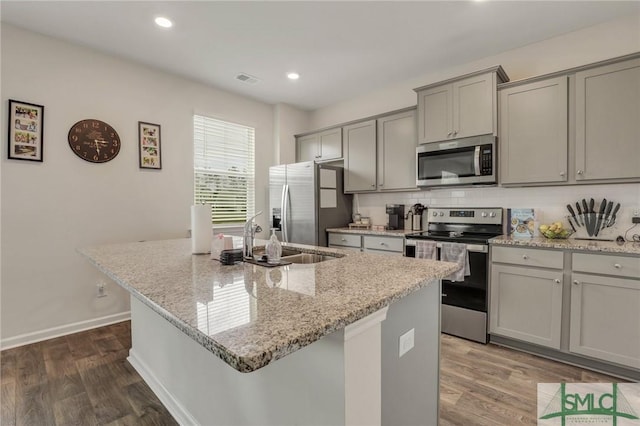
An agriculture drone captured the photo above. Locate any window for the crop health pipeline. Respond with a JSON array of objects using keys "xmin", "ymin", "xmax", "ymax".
[{"xmin": 194, "ymin": 115, "xmax": 255, "ymax": 226}]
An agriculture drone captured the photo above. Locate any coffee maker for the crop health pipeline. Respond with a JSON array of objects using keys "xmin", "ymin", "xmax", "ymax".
[{"xmin": 386, "ymin": 204, "xmax": 405, "ymax": 230}]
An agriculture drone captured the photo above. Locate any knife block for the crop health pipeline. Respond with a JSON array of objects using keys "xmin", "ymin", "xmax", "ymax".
[{"xmin": 568, "ymin": 213, "xmax": 615, "ymax": 239}]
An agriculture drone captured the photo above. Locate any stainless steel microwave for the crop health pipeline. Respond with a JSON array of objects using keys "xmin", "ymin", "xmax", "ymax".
[{"xmin": 416, "ymin": 135, "xmax": 496, "ymax": 188}]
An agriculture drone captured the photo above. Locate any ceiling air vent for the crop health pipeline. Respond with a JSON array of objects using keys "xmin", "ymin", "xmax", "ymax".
[{"xmin": 235, "ymin": 73, "xmax": 260, "ymax": 85}]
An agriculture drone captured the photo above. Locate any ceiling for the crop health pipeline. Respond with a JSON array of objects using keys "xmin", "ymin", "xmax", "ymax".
[{"xmin": 2, "ymin": 1, "xmax": 638, "ymax": 110}]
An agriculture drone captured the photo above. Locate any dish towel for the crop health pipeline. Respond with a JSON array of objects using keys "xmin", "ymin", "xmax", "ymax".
[
  {"xmin": 441, "ymin": 242, "xmax": 470, "ymax": 282},
  {"xmin": 415, "ymin": 240, "xmax": 437, "ymax": 260}
]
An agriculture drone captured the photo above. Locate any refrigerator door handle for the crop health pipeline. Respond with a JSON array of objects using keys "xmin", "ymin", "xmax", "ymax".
[{"xmin": 281, "ymin": 184, "xmax": 290, "ymax": 242}]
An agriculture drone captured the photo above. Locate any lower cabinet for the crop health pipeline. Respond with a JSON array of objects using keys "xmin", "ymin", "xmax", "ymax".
[
  {"xmin": 327, "ymin": 232, "xmax": 404, "ymax": 255},
  {"xmin": 490, "ymin": 264, "xmax": 563, "ymax": 349},
  {"xmin": 569, "ymin": 253, "xmax": 640, "ymax": 370},
  {"xmin": 490, "ymin": 245, "xmax": 640, "ymax": 374}
]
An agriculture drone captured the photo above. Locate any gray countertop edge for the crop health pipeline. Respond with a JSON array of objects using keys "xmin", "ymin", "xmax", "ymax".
[
  {"xmin": 78, "ymin": 247, "xmax": 458, "ymax": 373},
  {"xmin": 489, "ymin": 236, "xmax": 640, "ymax": 255}
]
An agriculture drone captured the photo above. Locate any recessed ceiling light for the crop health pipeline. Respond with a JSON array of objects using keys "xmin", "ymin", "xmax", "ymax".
[
  {"xmin": 287, "ymin": 72, "xmax": 300, "ymax": 80},
  {"xmin": 155, "ymin": 17, "xmax": 173, "ymax": 28}
]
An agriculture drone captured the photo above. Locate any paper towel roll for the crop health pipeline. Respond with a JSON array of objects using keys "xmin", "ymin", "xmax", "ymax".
[{"xmin": 191, "ymin": 204, "xmax": 211, "ymax": 254}]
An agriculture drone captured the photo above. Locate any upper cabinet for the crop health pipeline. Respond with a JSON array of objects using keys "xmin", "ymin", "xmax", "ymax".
[
  {"xmin": 343, "ymin": 109, "xmax": 418, "ymax": 193},
  {"xmin": 296, "ymin": 127, "xmax": 342, "ymax": 163},
  {"xmin": 415, "ymin": 66, "xmax": 509, "ymax": 144},
  {"xmin": 498, "ymin": 54, "xmax": 640, "ymax": 187},
  {"xmin": 376, "ymin": 109, "xmax": 418, "ymax": 191},
  {"xmin": 575, "ymin": 57, "xmax": 640, "ymax": 181},
  {"xmin": 343, "ymin": 120, "xmax": 377, "ymax": 192},
  {"xmin": 499, "ymin": 76, "xmax": 568, "ymax": 185}
]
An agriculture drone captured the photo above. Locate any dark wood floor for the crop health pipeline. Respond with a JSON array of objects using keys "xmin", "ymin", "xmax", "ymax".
[{"xmin": 1, "ymin": 322, "xmax": 623, "ymax": 426}]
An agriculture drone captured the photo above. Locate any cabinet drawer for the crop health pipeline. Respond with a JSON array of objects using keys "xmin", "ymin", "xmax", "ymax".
[
  {"xmin": 492, "ymin": 246, "xmax": 563, "ymax": 269},
  {"xmin": 363, "ymin": 236, "xmax": 404, "ymax": 253},
  {"xmin": 572, "ymin": 253, "xmax": 640, "ymax": 279},
  {"xmin": 328, "ymin": 233, "xmax": 361, "ymax": 248}
]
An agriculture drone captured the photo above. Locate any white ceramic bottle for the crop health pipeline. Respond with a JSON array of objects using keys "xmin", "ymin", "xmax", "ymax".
[{"xmin": 266, "ymin": 228, "xmax": 282, "ymax": 264}]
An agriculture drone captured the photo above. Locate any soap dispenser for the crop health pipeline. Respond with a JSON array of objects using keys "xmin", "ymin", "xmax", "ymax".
[{"xmin": 266, "ymin": 228, "xmax": 282, "ymax": 264}]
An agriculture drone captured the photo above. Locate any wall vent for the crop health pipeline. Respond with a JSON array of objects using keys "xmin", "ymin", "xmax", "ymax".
[{"xmin": 235, "ymin": 73, "xmax": 260, "ymax": 85}]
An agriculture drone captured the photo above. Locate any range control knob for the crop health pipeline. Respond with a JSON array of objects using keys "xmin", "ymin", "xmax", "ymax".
[
  {"xmin": 489, "ymin": 212, "xmax": 496, "ymax": 218},
  {"xmin": 481, "ymin": 212, "xmax": 488, "ymax": 218},
  {"xmin": 439, "ymin": 212, "xmax": 445, "ymax": 217},
  {"xmin": 432, "ymin": 211, "xmax": 438, "ymax": 217}
]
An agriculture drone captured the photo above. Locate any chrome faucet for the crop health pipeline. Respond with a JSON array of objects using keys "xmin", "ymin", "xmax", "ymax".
[{"xmin": 243, "ymin": 211, "xmax": 263, "ymax": 259}]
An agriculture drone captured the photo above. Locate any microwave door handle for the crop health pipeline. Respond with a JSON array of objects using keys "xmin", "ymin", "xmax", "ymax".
[{"xmin": 474, "ymin": 146, "xmax": 481, "ymax": 176}]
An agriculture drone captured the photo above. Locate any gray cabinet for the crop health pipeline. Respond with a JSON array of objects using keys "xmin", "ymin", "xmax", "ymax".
[
  {"xmin": 327, "ymin": 232, "xmax": 404, "ymax": 255},
  {"xmin": 343, "ymin": 120, "xmax": 377, "ymax": 192},
  {"xmin": 575, "ymin": 58, "xmax": 640, "ymax": 181},
  {"xmin": 569, "ymin": 253, "xmax": 640, "ymax": 369},
  {"xmin": 490, "ymin": 247, "xmax": 563, "ymax": 349},
  {"xmin": 415, "ymin": 67, "xmax": 507, "ymax": 144},
  {"xmin": 376, "ymin": 110, "xmax": 417, "ymax": 191},
  {"xmin": 296, "ymin": 128, "xmax": 342, "ymax": 163},
  {"xmin": 499, "ymin": 76, "xmax": 568, "ymax": 184}
]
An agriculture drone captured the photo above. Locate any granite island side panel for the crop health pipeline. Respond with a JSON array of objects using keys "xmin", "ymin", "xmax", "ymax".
[{"xmin": 79, "ymin": 238, "xmax": 458, "ymax": 372}]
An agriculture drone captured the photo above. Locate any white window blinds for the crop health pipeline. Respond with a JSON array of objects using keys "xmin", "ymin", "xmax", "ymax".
[{"xmin": 194, "ymin": 115, "xmax": 255, "ymax": 226}]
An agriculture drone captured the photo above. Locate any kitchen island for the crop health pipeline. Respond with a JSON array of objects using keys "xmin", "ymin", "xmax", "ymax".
[{"xmin": 80, "ymin": 238, "xmax": 459, "ymax": 426}]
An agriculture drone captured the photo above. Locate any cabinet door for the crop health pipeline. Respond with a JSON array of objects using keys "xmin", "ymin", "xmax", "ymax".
[
  {"xmin": 453, "ymin": 73, "xmax": 495, "ymax": 139},
  {"xmin": 417, "ymin": 85, "xmax": 452, "ymax": 144},
  {"xmin": 344, "ymin": 120, "xmax": 377, "ymax": 192},
  {"xmin": 377, "ymin": 110, "xmax": 417, "ymax": 191},
  {"xmin": 296, "ymin": 134, "xmax": 319, "ymax": 163},
  {"xmin": 570, "ymin": 273, "xmax": 640, "ymax": 369},
  {"xmin": 575, "ymin": 58, "xmax": 640, "ymax": 181},
  {"xmin": 490, "ymin": 264, "xmax": 563, "ymax": 349},
  {"xmin": 499, "ymin": 77, "xmax": 568, "ymax": 184},
  {"xmin": 318, "ymin": 128, "xmax": 342, "ymax": 161}
]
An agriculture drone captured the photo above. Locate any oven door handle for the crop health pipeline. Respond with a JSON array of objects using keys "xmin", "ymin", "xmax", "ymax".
[{"xmin": 405, "ymin": 239, "xmax": 488, "ymax": 254}]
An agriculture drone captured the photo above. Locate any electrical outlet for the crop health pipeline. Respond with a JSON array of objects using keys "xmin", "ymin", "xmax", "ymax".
[
  {"xmin": 632, "ymin": 208, "xmax": 640, "ymax": 218},
  {"xmin": 97, "ymin": 281, "xmax": 107, "ymax": 298},
  {"xmin": 399, "ymin": 328, "xmax": 415, "ymax": 358}
]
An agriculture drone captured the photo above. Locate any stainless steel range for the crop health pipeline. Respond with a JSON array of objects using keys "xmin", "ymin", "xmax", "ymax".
[{"xmin": 405, "ymin": 207, "xmax": 503, "ymax": 343}]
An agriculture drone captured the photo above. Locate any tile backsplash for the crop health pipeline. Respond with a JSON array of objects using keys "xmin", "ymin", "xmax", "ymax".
[{"xmin": 353, "ymin": 183, "xmax": 640, "ymax": 240}]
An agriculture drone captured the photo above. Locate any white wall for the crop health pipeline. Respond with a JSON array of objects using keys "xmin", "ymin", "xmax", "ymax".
[
  {"xmin": 0, "ymin": 24, "xmax": 277, "ymax": 346},
  {"xmin": 309, "ymin": 14, "xmax": 640, "ymax": 129},
  {"xmin": 307, "ymin": 14, "xmax": 640, "ymax": 235},
  {"xmin": 273, "ymin": 103, "xmax": 310, "ymax": 165}
]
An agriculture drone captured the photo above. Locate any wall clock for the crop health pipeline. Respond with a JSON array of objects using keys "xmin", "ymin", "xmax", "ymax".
[{"xmin": 68, "ymin": 119, "xmax": 120, "ymax": 163}]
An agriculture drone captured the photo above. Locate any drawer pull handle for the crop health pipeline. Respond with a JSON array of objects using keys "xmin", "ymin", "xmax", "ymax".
[
  {"xmin": 380, "ymin": 242, "xmax": 386, "ymax": 246},
  {"xmin": 522, "ymin": 255, "xmax": 529, "ymax": 260},
  {"xmin": 554, "ymin": 279, "xmax": 561, "ymax": 284},
  {"xmin": 573, "ymin": 280, "xmax": 580, "ymax": 285},
  {"xmin": 341, "ymin": 238, "xmax": 346, "ymax": 241},
  {"xmin": 614, "ymin": 263, "xmax": 622, "ymax": 269}
]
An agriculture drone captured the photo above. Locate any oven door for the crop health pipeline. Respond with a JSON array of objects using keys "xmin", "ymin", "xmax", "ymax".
[{"xmin": 404, "ymin": 240, "xmax": 488, "ymax": 312}]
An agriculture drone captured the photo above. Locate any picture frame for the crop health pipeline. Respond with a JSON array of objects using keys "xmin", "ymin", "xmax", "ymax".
[
  {"xmin": 8, "ymin": 99, "xmax": 44, "ymax": 162},
  {"xmin": 138, "ymin": 121, "xmax": 161, "ymax": 169}
]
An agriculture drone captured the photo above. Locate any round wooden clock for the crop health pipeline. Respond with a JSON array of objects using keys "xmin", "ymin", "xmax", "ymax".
[{"xmin": 68, "ymin": 119, "xmax": 121, "ymax": 163}]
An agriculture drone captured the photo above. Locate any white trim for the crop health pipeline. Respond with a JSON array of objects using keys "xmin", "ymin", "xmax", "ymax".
[
  {"xmin": 343, "ymin": 307, "xmax": 388, "ymax": 341},
  {"xmin": 127, "ymin": 349, "xmax": 199, "ymax": 426},
  {"xmin": 0, "ymin": 311, "xmax": 131, "ymax": 350}
]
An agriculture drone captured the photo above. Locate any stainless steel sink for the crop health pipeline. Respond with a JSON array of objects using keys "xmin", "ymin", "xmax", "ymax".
[
  {"xmin": 282, "ymin": 253, "xmax": 336, "ymax": 264},
  {"xmin": 252, "ymin": 247, "xmax": 338, "ymax": 264}
]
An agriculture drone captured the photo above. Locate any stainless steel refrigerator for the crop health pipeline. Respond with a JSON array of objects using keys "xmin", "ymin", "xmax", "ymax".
[{"xmin": 269, "ymin": 161, "xmax": 352, "ymax": 247}]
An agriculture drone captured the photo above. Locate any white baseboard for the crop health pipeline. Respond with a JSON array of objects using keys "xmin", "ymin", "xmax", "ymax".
[
  {"xmin": 127, "ymin": 349, "xmax": 199, "ymax": 426},
  {"xmin": 0, "ymin": 311, "xmax": 131, "ymax": 350}
]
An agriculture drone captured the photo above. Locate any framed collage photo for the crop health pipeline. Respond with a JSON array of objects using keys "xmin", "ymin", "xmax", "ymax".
[
  {"xmin": 8, "ymin": 99, "xmax": 44, "ymax": 162},
  {"xmin": 138, "ymin": 121, "xmax": 161, "ymax": 169}
]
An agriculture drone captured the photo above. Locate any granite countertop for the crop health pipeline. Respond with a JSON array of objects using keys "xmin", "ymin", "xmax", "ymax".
[
  {"xmin": 79, "ymin": 239, "xmax": 458, "ymax": 373},
  {"xmin": 326, "ymin": 227, "xmax": 417, "ymax": 237},
  {"xmin": 490, "ymin": 235, "xmax": 640, "ymax": 255}
]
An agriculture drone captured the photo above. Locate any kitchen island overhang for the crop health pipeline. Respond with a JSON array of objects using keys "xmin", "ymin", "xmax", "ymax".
[{"xmin": 80, "ymin": 238, "xmax": 459, "ymax": 426}]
